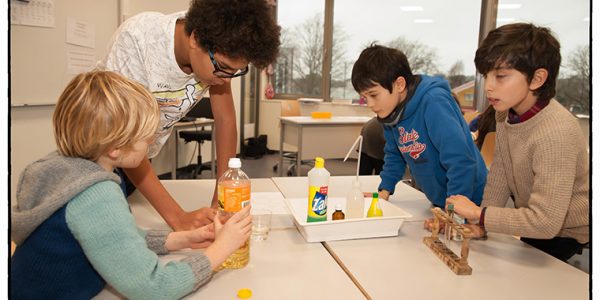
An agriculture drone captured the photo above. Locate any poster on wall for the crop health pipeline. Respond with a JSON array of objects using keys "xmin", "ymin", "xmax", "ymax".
[{"xmin": 10, "ymin": 0, "xmax": 55, "ymax": 28}]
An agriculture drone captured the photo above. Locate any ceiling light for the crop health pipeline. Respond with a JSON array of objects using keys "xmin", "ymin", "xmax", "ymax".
[
  {"xmin": 414, "ymin": 19, "xmax": 433, "ymax": 23},
  {"xmin": 499, "ymin": 3, "xmax": 521, "ymax": 10},
  {"xmin": 400, "ymin": 6, "xmax": 424, "ymax": 11}
]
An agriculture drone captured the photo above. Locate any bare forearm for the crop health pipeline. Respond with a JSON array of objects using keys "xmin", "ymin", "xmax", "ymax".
[
  {"xmin": 123, "ymin": 158, "xmax": 184, "ymax": 229},
  {"xmin": 209, "ymin": 85, "xmax": 238, "ymax": 208}
]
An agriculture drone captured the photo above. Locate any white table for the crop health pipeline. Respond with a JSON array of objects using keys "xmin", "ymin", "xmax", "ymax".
[
  {"xmin": 273, "ymin": 176, "xmax": 589, "ymax": 299},
  {"xmin": 95, "ymin": 179, "xmax": 365, "ymax": 300},
  {"xmin": 95, "ymin": 178, "xmax": 589, "ymax": 300},
  {"xmin": 327, "ymin": 222, "xmax": 589, "ymax": 300},
  {"xmin": 278, "ymin": 116, "xmax": 371, "ymax": 176},
  {"xmin": 170, "ymin": 118, "xmax": 215, "ymax": 179}
]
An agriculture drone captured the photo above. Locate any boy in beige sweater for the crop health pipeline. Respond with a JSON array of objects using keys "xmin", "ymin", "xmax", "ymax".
[{"xmin": 446, "ymin": 23, "xmax": 589, "ymax": 261}]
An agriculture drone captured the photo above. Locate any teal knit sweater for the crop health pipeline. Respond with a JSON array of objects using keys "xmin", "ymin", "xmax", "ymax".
[{"xmin": 11, "ymin": 152, "xmax": 213, "ymax": 299}]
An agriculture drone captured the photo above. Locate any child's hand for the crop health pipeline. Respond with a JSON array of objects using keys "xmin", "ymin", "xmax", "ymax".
[
  {"xmin": 204, "ymin": 205, "xmax": 252, "ymax": 270},
  {"xmin": 423, "ymin": 217, "xmax": 446, "ymax": 233},
  {"xmin": 463, "ymin": 224, "xmax": 487, "ymax": 240},
  {"xmin": 213, "ymin": 205, "xmax": 252, "ymax": 250},
  {"xmin": 188, "ymin": 224, "xmax": 215, "ymax": 249},
  {"xmin": 362, "ymin": 190, "xmax": 390, "ymax": 200},
  {"xmin": 165, "ymin": 224, "xmax": 215, "ymax": 251},
  {"xmin": 446, "ymin": 195, "xmax": 482, "ymax": 223}
]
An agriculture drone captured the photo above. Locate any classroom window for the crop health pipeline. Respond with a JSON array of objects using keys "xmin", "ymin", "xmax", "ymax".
[
  {"xmin": 496, "ymin": 0, "xmax": 590, "ymax": 149},
  {"xmin": 331, "ymin": 0, "xmax": 481, "ymax": 104},
  {"xmin": 275, "ymin": 0, "xmax": 481, "ymax": 104},
  {"xmin": 496, "ymin": 0, "xmax": 590, "ymax": 118},
  {"xmin": 274, "ymin": 0, "xmax": 325, "ymax": 98}
]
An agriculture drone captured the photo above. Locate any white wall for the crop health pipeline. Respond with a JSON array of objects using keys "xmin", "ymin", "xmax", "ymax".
[
  {"xmin": 11, "ymin": 107, "xmax": 57, "ymax": 206},
  {"xmin": 10, "ymin": 1, "xmax": 243, "ymax": 204}
]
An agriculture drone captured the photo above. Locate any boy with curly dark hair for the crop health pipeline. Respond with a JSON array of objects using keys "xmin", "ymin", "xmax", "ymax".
[{"xmin": 100, "ymin": 0, "xmax": 280, "ymax": 231}]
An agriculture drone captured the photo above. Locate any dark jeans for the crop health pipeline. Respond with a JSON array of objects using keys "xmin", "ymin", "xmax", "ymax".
[
  {"xmin": 521, "ymin": 236, "xmax": 587, "ymax": 261},
  {"xmin": 359, "ymin": 153, "xmax": 384, "ymax": 175}
]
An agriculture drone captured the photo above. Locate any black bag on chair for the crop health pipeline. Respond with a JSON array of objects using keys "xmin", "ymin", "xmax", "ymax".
[{"xmin": 243, "ymin": 135, "xmax": 268, "ymax": 159}]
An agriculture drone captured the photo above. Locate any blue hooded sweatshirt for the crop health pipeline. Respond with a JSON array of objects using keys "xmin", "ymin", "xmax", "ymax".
[{"xmin": 378, "ymin": 75, "xmax": 487, "ymax": 207}]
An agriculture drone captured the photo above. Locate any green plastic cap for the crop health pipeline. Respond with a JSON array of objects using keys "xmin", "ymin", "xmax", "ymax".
[
  {"xmin": 447, "ymin": 204, "xmax": 454, "ymax": 211},
  {"xmin": 372, "ymin": 192, "xmax": 378, "ymax": 198}
]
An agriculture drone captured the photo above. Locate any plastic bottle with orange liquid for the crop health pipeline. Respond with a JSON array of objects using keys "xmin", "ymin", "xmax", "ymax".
[{"xmin": 217, "ymin": 158, "xmax": 251, "ymax": 269}]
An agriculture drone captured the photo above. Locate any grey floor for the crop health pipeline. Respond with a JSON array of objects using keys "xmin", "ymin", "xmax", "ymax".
[{"xmin": 172, "ymin": 152, "xmax": 590, "ymax": 274}]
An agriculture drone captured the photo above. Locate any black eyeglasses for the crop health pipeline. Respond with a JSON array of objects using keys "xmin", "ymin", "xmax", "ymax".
[{"xmin": 208, "ymin": 50, "xmax": 249, "ymax": 78}]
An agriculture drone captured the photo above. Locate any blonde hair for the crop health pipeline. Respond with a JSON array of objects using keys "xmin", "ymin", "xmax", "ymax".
[{"xmin": 53, "ymin": 71, "xmax": 160, "ymax": 161}]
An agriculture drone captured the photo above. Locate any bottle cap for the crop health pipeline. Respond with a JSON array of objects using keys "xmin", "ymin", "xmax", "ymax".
[
  {"xmin": 447, "ymin": 204, "xmax": 454, "ymax": 211},
  {"xmin": 335, "ymin": 204, "xmax": 342, "ymax": 210},
  {"xmin": 228, "ymin": 157, "xmax": 242, "ymax": 168},
  {"xmin": 372, "ymin": 192, "xmax": 378, "ymax": 198},
  {"xmin": 314, "ymin": 157, "xmax": 324, "ymax": 168},
  {"xmin": 237, "ymin": 288, "xmax": 252, "ymax": 299}
]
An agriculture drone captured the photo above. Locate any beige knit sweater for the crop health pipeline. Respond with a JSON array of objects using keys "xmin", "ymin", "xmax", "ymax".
[{"xmin": 482, "ymin": 100, "xmax": 589, "ymax": 244}]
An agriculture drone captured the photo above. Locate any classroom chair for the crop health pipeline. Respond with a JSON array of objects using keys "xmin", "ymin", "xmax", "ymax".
[{"xmin": 178, "ymin": 98, "xmax": 215, "ymax": 178}]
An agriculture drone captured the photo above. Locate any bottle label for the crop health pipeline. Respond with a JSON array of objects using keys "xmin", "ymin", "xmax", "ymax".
[
  {"xmin": 218, "ymin": 185, "xmax": 250, "ymax": 212},
  {"xmin": 307, "ymin": 185, "xmax": 328, "ymax": 222}
]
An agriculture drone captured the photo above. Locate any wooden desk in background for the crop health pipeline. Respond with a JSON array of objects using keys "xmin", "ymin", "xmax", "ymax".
[{"xmin": 278, "ymin": 116, "xmax": 371, "ymax": 176}]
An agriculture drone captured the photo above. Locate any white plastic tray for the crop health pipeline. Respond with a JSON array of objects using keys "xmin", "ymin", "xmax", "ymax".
[{"xmin": 284, "ymin": 197, "xmax": 412, "ymax": 243}]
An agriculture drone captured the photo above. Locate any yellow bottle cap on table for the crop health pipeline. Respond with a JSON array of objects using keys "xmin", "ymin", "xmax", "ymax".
[{"xmin": 237, "ymin": 288, "xmax": 252, "ymax": 299}]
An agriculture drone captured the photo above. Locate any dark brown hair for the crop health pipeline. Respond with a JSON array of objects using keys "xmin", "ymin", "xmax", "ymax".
[
  {"xmin": 185, "ymin": 0, "xmax": 281, "ymax": 69},
  {"xmin": 474, "ymin": 105, "xmax": 496, "ymax": 150},
  {"xmin": 352, "ymin": 44, "xmax": 415, "ymax": 94},
  {"xmin": 474, "ymin": 23, "xmax": 561, "ymax": 101}
]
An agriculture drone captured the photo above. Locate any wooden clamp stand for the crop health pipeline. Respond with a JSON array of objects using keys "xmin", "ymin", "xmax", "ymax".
[{"xmin": 423, "ymin": 207, "xmax": 473, "ymax": 275}]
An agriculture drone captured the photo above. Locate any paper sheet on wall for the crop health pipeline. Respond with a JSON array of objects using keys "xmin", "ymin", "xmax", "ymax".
[
  {"xmin": 251, "ymin": 192, "xmax": 290, "ymax": 214},
  {"xmin": 66, "ymin": 17, "xmax": 95, "ymax": 48},
  {"xmin": 10, "ymin": 0, "xmax": 55, "ymax": 28},
  {"xmin": 66, "ymin": 48, "xmax": 95, "ymax": 75}
]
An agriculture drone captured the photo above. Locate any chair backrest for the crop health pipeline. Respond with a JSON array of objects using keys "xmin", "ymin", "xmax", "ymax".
[
  {"xmin": 480, "ymin": 131, "xmax": 496, "ymax": 169},
  {"xmin": 185, "ymin": 97, "xmax": 213, "ymax": 119},
  {"xmin": 280, "ymin": 100, "xmax": 301, "ymax": 117}
]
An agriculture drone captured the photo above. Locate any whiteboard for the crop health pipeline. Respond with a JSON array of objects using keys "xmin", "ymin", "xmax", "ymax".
[{"xmin": 10, "ymin": 0, "xmax": 119, "ymax": 106}]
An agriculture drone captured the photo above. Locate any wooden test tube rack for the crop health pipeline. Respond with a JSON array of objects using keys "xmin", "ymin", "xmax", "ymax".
[{"xmin": 423, "ymin": 207, "xmax": 473, "ymax": 275}]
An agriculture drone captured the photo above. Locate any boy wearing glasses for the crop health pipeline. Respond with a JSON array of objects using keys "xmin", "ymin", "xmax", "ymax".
[{"xmin": 100, "ymin": 0, "xmax": 280, "ymax": 231}]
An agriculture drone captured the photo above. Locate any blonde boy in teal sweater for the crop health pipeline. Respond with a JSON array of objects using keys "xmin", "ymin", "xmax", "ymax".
[{"xmin": 11, "ymin": 71, "xmax": 252, "ymax": 298}]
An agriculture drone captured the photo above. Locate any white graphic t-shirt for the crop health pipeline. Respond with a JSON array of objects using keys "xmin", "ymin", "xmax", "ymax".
[{"xmin": 99, "ymin": 12, "xmax": 209, "ymax": 158}]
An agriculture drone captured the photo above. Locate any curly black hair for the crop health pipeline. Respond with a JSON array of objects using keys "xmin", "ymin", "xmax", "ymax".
[{"xmin": 185, "ymin": 0, "xmax": 281, "ymax": 69}]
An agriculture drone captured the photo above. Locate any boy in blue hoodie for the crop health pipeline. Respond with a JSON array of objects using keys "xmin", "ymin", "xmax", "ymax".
[{"xmin": 351, "ymin": 44, "xmax": 487, "ymax": 208}]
